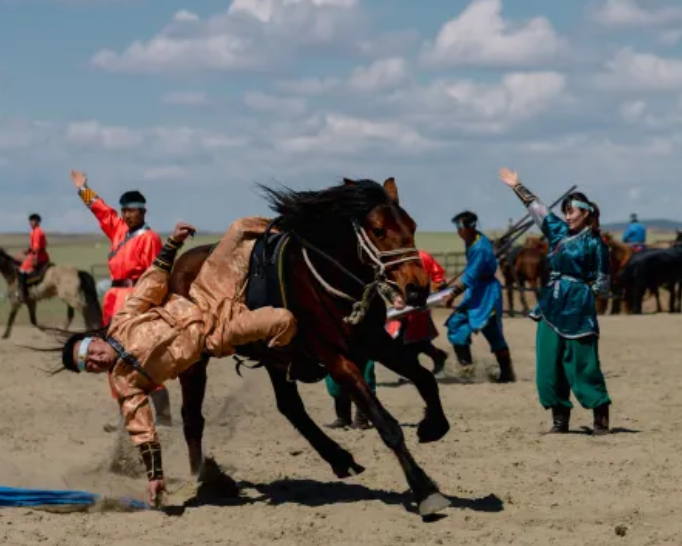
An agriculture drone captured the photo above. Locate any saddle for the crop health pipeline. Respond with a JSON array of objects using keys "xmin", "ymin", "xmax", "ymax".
[
  {"xmin": 25, "ymin": 262, "xmax": 53, "ymax": 286},
  {"xmin": 240, "ymin": 224, "xmax": 327, "ymax": 383}
]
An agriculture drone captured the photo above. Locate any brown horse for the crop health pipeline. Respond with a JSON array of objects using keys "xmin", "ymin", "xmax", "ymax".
[
  {"xmin": 0, "ymin": 248, "xmax": 102, "ymax": 338},
  {"xmin": 169, "ymin": 178, "xmax": 452, "ymax": 517},
  {"xmin": 499, "ymin": 235, "xmax": 548, "ymax": 316}
]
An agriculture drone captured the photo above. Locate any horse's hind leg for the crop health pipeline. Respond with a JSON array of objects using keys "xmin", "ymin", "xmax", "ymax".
[
  {"xmin": 27, "ymin": 300, "xmax": 39, "ymax": 328},
  {"xmin": 1, "ymin": 304, "xmax": 20, "ymax": 339},
  {"xmin": 328, "ymin": 356, "xmax": 449, "ymax": 517},
  {"xmin": 265, "ymin": 363, "xmax": 365, "ymax": 478},
  {"xmin": 179, "ymin": 357, "xmax": 209, "ymax": 475}
]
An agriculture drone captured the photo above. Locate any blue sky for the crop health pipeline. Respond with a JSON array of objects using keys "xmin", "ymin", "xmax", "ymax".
[{"xmin": 2, "ymin": 0, "xmax": 682, "ymax": 233}]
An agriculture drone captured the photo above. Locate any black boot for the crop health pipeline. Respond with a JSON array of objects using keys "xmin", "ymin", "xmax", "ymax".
[
  {"xmin": 17, "ymin": 272, "xmax": 29, "ymax": 303},
  {"xmin": 494, "ymin": 349, "xmax": 516, "ymax": 383},
  {"xmin": 593, "ymin": 404, "xmax": 610, "ymax": 436},
  {"xmin": 351, "ymin": 405, "xmax": 372, "ymax": 430},
  {"xmin": 549, "ymin": 406, "xmax": 570, "ymax": 433},
  {"xmin": 326, "ymin": 396, "xmax": 352, "ymax": 429},
  {"xmin": 453, "ymin": 344, "xmax": 473, "ymax": 366}
]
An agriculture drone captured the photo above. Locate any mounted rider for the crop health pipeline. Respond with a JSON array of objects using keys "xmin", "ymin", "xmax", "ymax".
[
  {"xmin": 622, "ymin": 213, "xmax": 647, "ymax": 252},
  {"xmin": 17, "ymin": 214, "xmax": 50, "ymax": 303},
  {"xmin": 71, "ymin": 170, "xmax": 172, "ymax": 426}
]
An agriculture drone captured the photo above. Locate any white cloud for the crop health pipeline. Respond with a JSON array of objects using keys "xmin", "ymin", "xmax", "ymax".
[
  {"xmin": 660, "ymin": 29, "xmax": 682, "ymax": 46},
  {"xmin": 594, "ymin": 48, "xmax": 682, "ymax": 91},
  {"xmin": 420, "ymin": 0, "xmax": 563, "ymax": 68},
  {"xmin": 66, "ymin": 120, "xmax": 143, "ymax": 149},
  {"xmin": 91, "ymin": 0, "xmax": 365, "ymax": 74},
  {"xmin": 243, "ymin": 91, "xmax": 307, "ymax": 116},
  {"xmin": 276, "ymin": 113, "xmax": 442, "ymax": 155},
  {"xmin": 275, "ymin": 77, "xmax": 340, "ymax": 95},
  {"xmin": 142, "ymin": 165, "xmax": 188, "ymax": 182},
  {"xmin": 592, "ymin": 0, "xmax": 682, "ymax": 27},
  {"xmin": 348, "ymin": 57, "xmax": 408, "ymax": 93},
  {"xmin": 161, "ymin": 91, "xmax": 211, "ymax": 106}
]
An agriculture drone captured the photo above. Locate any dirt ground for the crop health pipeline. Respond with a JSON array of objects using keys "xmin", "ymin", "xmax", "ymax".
[{"xmin": 1, "ymin": 309, "xmax": 681, "ymax": 546}]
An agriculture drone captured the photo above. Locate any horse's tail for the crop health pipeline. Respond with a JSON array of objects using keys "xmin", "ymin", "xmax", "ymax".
[{"xmin": 77, "ymin": 270, "xmax": 103, "ymax": 329}]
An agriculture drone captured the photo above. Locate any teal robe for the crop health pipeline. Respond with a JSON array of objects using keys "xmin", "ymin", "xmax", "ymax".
[{"xmin": 527, "ymin": 204, "xmax": 610, "ymax": 338}]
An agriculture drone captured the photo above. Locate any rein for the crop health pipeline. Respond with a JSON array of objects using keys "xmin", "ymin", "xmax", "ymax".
[{"xmin": 294, "ymin": 221, "xmax": 421, "ymax": 325}]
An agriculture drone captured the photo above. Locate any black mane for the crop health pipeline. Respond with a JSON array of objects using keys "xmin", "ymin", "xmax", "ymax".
[{"xmin": 259, "ymin": 179, "xmax": 393, "ymax": 240}]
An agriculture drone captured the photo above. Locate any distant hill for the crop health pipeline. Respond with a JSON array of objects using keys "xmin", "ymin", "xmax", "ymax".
[{"xmin": 601, "ymin": 219, "xmax": 682, "ymax": 232}]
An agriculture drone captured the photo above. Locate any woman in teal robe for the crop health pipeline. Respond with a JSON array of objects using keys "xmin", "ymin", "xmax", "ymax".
[
  {"xmin": 325, "ymin": 361, "xmax": 376, "ymax": 430},
  {"xmin": 499, "ymin": 168, "xmax": 612, "ymax": 435}
]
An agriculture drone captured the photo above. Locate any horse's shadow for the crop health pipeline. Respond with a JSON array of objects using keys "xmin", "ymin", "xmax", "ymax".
[{"xmin": 163, "ymin": 478, "xmax": 504, "ymax": 519}]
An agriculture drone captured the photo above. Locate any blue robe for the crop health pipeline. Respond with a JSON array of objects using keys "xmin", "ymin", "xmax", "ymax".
[
  {"xmin": 622, "ymin": 222, "xmax": 646, "ymax": 244},
  {"xmin": 448, "ymin": 233, "xmax": 503, "ymax": 331},
  {"xmin": 527, "ymin": 206, "xmax": 610, "ymax": 338}
]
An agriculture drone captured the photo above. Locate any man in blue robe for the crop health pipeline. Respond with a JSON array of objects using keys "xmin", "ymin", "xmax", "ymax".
[
  {"xmin": 622, "ymin": 213, "xmax": 646, "ymax": 250},
  {"xmin": 444, "ymin": 211, "xmax": 515, "ymax": 383}
]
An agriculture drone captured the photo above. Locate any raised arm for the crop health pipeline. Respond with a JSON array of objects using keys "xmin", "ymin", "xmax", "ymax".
[
  {"xmin": 71, "ymin": 170, "xmax": 125, "ymax": 240},
  {"xmin": 498, "ymin": 168, "xmax": 568, "ymax": 248}
]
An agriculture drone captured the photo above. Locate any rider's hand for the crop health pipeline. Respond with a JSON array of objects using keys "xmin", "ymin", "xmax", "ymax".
[
  {"xmin": 171, "ymin": 222, "xmax": 196, "ymax": 243},
  {"xmin": 147, "ymin": 479, "xmax": 166, "ymax": 507},
  {"xmin": 498, "ymin": 168, "xmax": 519, "ymax": 188},
  {"xmin": 71, "ymin": 170, "xmax": 87, "ymax": 189}
]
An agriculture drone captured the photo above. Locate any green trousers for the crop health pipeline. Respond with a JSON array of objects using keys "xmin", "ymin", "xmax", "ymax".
[
  {"xmin": 536, "ymin": 320, "xmax": 611, "ymax": 410},
  {"xmin": 325, "ymin": 360, "xmax": 376, "ymax": 398}
]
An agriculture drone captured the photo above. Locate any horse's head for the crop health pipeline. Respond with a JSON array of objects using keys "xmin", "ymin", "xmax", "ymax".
[
  {"xmin": 261, "ymin": 177, "xmax": 429, "ymax": 310},
  {"xmin": 347, "ymin": 177, "xmax": 429, "ymax": 308}
]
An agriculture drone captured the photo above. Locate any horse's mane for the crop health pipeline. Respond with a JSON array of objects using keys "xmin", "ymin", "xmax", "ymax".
[
  {"xmin": 0, "ymin": 248, "xmax": 20, "ymax": 266},
  {"xmin": 258, "ymin": 179, "xmax": 393, "ymax": 241}
]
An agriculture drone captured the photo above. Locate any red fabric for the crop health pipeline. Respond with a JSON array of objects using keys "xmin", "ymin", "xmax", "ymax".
[
  {"xmin": 386, "ymin": 250, "xmax": 446, "ymax": 342},
  {"xmin": 88, "ymin": 197, "xmax": 164, "ymax": 397},
  {"xmin": 19, "ymin": 227, "xmax": 50, "ymax": 273}
]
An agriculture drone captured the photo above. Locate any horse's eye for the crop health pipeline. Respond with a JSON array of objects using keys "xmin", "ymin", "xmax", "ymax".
[{"xmin": 372, "ymin": 227, "xmax": 386, "ymax": 238}]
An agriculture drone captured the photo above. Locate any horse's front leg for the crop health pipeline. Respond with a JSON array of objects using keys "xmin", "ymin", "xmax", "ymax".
[
  {"xmin": 1, "ymin": 303, "xmax": 20, "ymax": 339},
  {"xmin": 265, "ymin": 363, "xmax": 364, "ymax": 479},
  {"xmin": 179, "ymin": 357, "xmax": 209, "ymax": 475},
  {"xmin": 327, "ymin": 356, "xmax": 450, "ymax": 517},
  {"xmin": 365, "ymin": 330, "xmax": 449, "ymax": 444}
]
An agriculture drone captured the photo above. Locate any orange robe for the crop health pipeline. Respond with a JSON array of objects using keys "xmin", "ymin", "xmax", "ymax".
[
  {"xmin": 77, "ymin": 184, "xmax": 163, "ymax": 325},
  {"xmin": 108, "ymin": 218, "xmax": 297, "ymax": 447},
  {"xmin": 19, "ymin": 227, "xmax": 49, "ymax": 273},
  {"xmin": 386, "ymin": 250, "xmax": 446, "ymax": 343}
]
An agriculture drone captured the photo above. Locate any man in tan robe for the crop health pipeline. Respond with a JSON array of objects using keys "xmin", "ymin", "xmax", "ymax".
[{"xmin": 61, "ymin": 219, "xmax": 297, "ymax": 504}]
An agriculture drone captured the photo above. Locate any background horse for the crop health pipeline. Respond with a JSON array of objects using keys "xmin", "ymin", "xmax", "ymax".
[
  {"xmin": 620, "ymin": 234, "xmax": 682, "ymax": 315},
  {"xmin": 0, "ymin": 248, "xmax": 102, "ymax": 338},
  {"xmin": 169, "ymin": 178, "xmax": 452, "ymax": 517},
  {"xmin": 602, "ymin": 231, "xmax": 682, "ymax": 315},
  {"xmin": 498, "ymin": 235, "xmax": 548, "ymax": 316}
]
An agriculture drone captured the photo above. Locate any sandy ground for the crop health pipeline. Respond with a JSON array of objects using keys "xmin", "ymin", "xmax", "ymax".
[{"xmin": 1, "ymin": 309, "xmax": 682, "ymax": 546}]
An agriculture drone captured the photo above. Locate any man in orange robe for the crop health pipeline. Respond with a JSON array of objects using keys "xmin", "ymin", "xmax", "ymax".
[
  {"xmin": 71, "ymin": 170, "xmax": 171, "ymax": 426},
  {"xmin": 385, "ymin": 249, "xmax": 449, "ymax": 374},
  {"xmin": 17, "ymin": 214, "xmax": 50, "ymax": 302}
]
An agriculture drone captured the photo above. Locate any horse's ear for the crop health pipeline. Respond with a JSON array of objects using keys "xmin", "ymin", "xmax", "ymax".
[
  {"xmin": 383, "ymin": 177, "xmax": 399, "ymax": 203},
  {"xmin": 343, "ymin": 178, "xmax": 355, "ymax": 186}
]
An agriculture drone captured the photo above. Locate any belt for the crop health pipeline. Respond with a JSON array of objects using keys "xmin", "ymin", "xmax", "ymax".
[{"xmin": 111, "ymin": 279, "xmax": 137, "ymax": 288}]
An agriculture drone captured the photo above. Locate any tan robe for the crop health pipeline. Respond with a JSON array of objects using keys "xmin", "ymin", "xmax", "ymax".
[{"xmin": 108, "ymin": 217, "xmax": 297, "ymax": 446}]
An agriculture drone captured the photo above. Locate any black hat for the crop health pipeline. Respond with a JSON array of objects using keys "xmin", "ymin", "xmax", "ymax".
[
  {"xmin": 119, "ymin": 190, "xmax": 147, "ymax": 209},
  {"xmin": 28, "ymin": 213, "xmax": 41, "ymax": 222}
]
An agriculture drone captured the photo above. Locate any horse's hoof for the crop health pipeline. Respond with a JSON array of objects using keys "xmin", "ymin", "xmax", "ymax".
[
  {"xmin": 418, "ymin": 492, "xmax": 450, "ymax": 517},
  {"xmin": 418, "ymin": 415, "xmax": 450, "ymax": 443},
  {"xmin": 333, "ymin": 459, "xmax": 365, "ymax": 479}
]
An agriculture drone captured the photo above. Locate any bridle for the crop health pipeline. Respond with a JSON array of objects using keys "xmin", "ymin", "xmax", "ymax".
[{"xmin": 297, "ymin": 221, "xmax": 421, "ymax": 325}]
